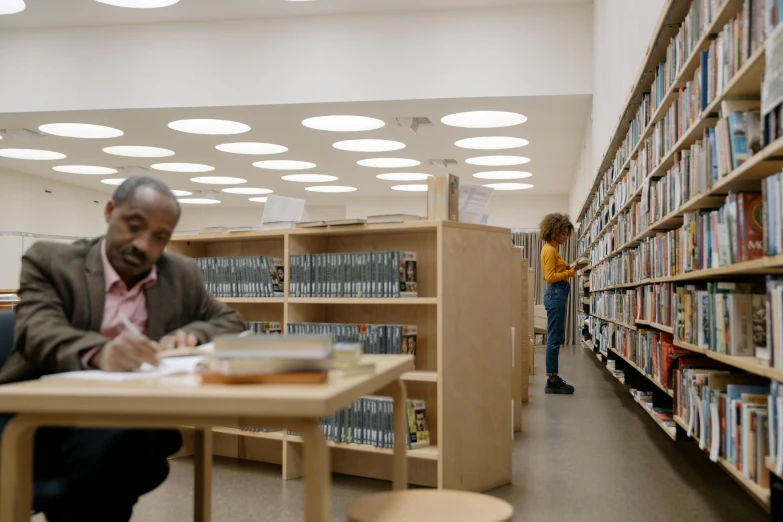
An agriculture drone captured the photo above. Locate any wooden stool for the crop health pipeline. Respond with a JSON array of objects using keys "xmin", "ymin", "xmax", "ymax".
[{"xmin": 346, "ymin": 490, "xmax": 514, "ymax": 522}]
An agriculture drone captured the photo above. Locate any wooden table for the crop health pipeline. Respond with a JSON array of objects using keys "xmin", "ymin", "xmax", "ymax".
[{"xmin": 0, "ymin": 354, "xmax": 414, "ymax": 522}]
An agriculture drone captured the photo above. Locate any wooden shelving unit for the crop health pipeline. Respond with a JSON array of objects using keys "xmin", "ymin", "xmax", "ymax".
[
  {"xmin": 629, "ymin": 389, "xmax": 677, "ymax": 440},
  {"xmin": 169, "ymin": 220, "xmax": 513, "ymax": 491},
  {"xmin": 576, "ymin": 0, "xmax": 783, "ymax": 511}
]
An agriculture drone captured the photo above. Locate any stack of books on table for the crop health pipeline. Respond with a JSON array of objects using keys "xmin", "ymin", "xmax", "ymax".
[{"xmin": 201, "ymin": 335, "xmax": 334, "ymax": 384}]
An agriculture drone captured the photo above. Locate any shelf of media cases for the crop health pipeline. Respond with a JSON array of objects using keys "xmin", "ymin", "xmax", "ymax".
[
  {"xmin": 672, "ymin": 415, "xmax": 770, "ymax": 510},
  {"xmin": 609, "ymin": 347, "xmax": 674, "ymax": 397}
]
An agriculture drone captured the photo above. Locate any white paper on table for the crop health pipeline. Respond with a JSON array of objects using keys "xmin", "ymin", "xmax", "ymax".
[
  {"xmin": 709, "ymin": 403, "xmax": 720, "ymax": 462},
  {"xmin": 44, "ymin": 356, "xmax": 204, "ymax": 381},
  {"xmin": 777, "ymin": 397, "xmax": 783, "ymax": 476},
  {"xmin": 261, "ymin": 195, "xmax": 305, "ymax": 224},
  {"xmin": 458, "ymin": 183, "xmax": 494, "ymax": 224},
  {"xmin": 687, "ymin": 388, "xmax": 696, "ymax": 438}
]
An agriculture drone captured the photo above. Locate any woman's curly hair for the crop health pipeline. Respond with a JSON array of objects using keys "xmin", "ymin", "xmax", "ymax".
[{"xmin": 538, "ymin": 213, "xmax": 574, "ymax": 242}]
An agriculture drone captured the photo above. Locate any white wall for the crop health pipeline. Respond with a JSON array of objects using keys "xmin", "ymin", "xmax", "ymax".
[
  {"xmin": 0, "ymin": 5, "xmax": 593, "ymax": 113},
  {"xmin": 568, "ymin": 0, "xmax": 666, "ymax": 218},
  {"xmin": 0, "ymin": 169, "xmax": 108, "ymax": 238},
  {"xmin": 569, "ymin": 113, "xmax": 594, "ymax": 220}
]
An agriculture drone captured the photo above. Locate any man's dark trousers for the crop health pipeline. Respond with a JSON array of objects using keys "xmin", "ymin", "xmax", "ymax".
[{"xmin": 0, "ymin": 414, "xmax": 181, "ymax": 522}]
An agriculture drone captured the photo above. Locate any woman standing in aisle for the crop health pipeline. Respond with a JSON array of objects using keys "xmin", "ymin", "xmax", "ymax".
[{"xmin": 539, "ymin": 213, "xmax": 586, "ymax": 394}]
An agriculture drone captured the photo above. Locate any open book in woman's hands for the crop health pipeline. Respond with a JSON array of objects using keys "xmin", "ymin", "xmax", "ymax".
[{"xmin": 569, "ymin": 257, "xmax": 590, "ymax": 269}]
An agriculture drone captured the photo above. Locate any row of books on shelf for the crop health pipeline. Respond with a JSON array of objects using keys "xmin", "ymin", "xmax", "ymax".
[
  {"xmin": 580, "ymin": 0, "xmax": 782, "ymax": 238},
  {"xmin": 632, "ymin": 389, "xmax": 678, "ymax": 437},
  {"xmin": 287, "ymin": 397, "xmax": 431, "ymax": 450},
  {"xmin": 592, "ymin": 276, "xmax": 782, "ymax": 368},
  {"xmin": 289, "ymin": 252, "xmax": 418, "ymax": 298},
  {"xmin": 288, "ymin": 322, "xmax": 418, "ymax": 356},
  {"xmin": 676, "ymin": 366, "xmax": 770, "ymax": 488},
  {"xmin": 227, "ymin": 397, "xmax": 431, "ymax": 451},
  {"xmin": 193, "ymin": 252, "xmax": 419, "ymax": 299}
]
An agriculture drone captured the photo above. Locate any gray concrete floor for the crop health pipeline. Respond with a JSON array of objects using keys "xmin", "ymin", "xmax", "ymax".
[{"xmin": 35, "ymin": 345, "xmax": 770, "ymax": 521}]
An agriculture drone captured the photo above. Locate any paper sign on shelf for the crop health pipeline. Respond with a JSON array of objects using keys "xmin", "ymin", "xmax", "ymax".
[
  {"xmin": 458, "ymin": 183, "xmax": 493, "ymax": 224},
  {"xmin": 261, "ymin": 195, "xmax": 306, "ymax": 225}
]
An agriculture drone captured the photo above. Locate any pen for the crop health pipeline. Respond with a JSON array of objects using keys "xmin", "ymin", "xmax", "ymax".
[{"xmin": 118, "ymin": 312, "xmax": 142, "ymax": 337}]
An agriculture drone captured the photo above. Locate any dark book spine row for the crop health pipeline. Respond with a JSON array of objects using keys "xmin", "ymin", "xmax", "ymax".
[
  {"xmin": 288, "ymin": 323, "xmax": 417, "ymax": 356},
  {"xmin": 195, "ymin": 256, "xmax": 285, "ymax": 298}
]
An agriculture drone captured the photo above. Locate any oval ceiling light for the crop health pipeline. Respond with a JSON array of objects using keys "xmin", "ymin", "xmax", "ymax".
[
  {"xmin": 282, "ymin": 174, "xmax": 338, "ymax": 183},
  {"xmin": 221, "ymin": 187, "xmax": 273, "ymax": 195},
  {"xmin": 473, "ymin": 171, "xmax": 532, "ymax": 180},
  {"xmin": 103, "ymin": 145, "xmax": 174, "ymax": 157},
  {"xmin": 466, "ymin": 155, "xmax": 531, "ymax": 166},
  {"xmin": 168, "ymin": 119, "xmax": 250, "ymax": 135},
  {"xmin": 39, "ymin": 123, "xmax": 124, "ymax": 139},
  {"xmin": 100, "ymin": 178, "xmax": 127, "ymax": 186},
  {"xmin": 248, "ymin": 197, "xmax": 268, "ymax": 203},
  {"xmin": 441, "ymin": 111, "xmax": 527, "ymax": 128},
  {"xmin": 177, "ymin": 198, "xmax": 221, "ymax": 204},
  {"xmin": 53, "ymin": 165, "xmax": 118, "ymax": 175},
  {"xmin": 377, "ymin": 173, "xmax": 431, "ymax": 181},
  {"xmin": 483, "ymin": 183, "xmax": 534, "ymax": 191},
  {"xmin": 391, "ymin": 184, "xmax": 428, "ymax": 192},
  {"xmin": 333, "ymin": 139, "xmax": 405, "ymax": 152},
  {"xmin": 253, "ymin": 160, "xmax": 316, "ymax": 170},
  {"xmin": 95, "ymin": 0, "xmax": 180, "ymax": 7},
  {"xmin": 455, "ymin": 137, "xmax": 528, "ymax": 150},
  {"xmin": 305, "ymin": 186, "xmax": 357, "ymax": 193},
  {"xmin": 302, "ymin": 115, "xmax": 385, "ymax": 132},
  {"xmin": 0, "ymin": 0, "xmax": 26, "ymax": 15},
  {"xmin": 190, "ymin": 176, "xmax": 247, "ymax": 185},
  {"xmin": 357, "ymin": 158, "xmax": 420, "ymax": 168},
  {"xmin": 0, "ymin": 148, "xmax": 66, "ymax": 160},
  {"xmin": 216, "ymin": 142, "xmax": 288, "ymax": 155},
  {"xmin": 150, "ymin": 162, "xmax": 214, "ymax": 173},
  {"xmin": 170, "ymin": 190, "xmax": 192, "ymax": 196}
]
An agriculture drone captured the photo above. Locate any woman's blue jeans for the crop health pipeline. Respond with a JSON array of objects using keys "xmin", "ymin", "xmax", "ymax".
[{"xmin": 543, "ymin": 280, "xmax": 569, "ymax": 376}]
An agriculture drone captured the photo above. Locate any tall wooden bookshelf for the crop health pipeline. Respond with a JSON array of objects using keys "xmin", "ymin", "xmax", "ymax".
[
  {"xmin": 168, "ymin": 220, "xmax": 513, "ymax": 492},
  {"xmin": 577, "ymin": 0, "xmax": 783, "ymax": 512}
]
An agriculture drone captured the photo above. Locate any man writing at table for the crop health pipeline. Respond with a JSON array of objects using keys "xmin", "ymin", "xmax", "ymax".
[{"xmin": 0, "ymin": 176, "xmax": 245, "ymax": 522}]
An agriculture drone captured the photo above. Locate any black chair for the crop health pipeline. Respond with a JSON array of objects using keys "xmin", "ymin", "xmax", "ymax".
[{"xmin": 0, "ymin": 310, "xmax": 14, "ymax": 368}]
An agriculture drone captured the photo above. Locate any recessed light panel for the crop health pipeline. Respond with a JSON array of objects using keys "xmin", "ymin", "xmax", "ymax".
[
  {"xmin": 190, "ymin": 176, "xmax": 246, "ymax": 185},
  {"xmin": 100, "ymin": 178, "xmax": 127, "ymax": 186},
  {"xmin": 333, "ymin": 139, "xmax": 405, "ymax": 152},
  {"xmin": 302, "ymin": 115, "xmax": 385, "ymax": 132},
  {"xmin": 305, "ymin": 186, "xmax": 357, "ymax": 193},
  {"xmin": 248, "ymin": 197, "xmax": 268, "ymax": 203},
  {"xmin": 465, "ymin": 155, "xmax": 531, "ymax": 166},
  {"xmin": 221, "ymin": 187, "xmax": 274, "ymax": 195},
  {"xmin": 95, "ymin": 0, "xmax": 180, "ymax": 7},
  {"xmin": 39, "ymin": 123, "xmax": 124, "ymax": 139},
  {"xmin": 455, "ymin": 137, "xmax": 528, "ymax": 150},
  {"xmin": 0, "ymin": 0, "xmax": 26, "ymax": 15},
  {"xmin": 254, "ymin": 160, "xmax": 316, "ymax": 170},
  {"xmin": 391, "ymin": 185, "xmax": 428, "ymax": 192},
  {"xmin": 170, "ymin": 190, "xmax": 192, "ymax": 196},
  {"xmin": 150, "ymin": 163, "xmax": 214, "ymax": 173},
  {"xmin": 441, "ymin": 111, "xmax": 527, "ymax": 128},
  {"xmin": 0, "ymin": 148, "xmax": 65, "ymax": 160},
  {"xmin": 103, "ymin": 146, "xmax": 174, "ymax": 157},
  {"xmin": 168, "ymin": 119, "xmax": 250, "ymax": 135},
  {"xmin": 216, "ymin": 142, "xmax": 288, "ymax": 155},
  {"xmin": 483, "ymin": 183, "xmax": 534, "ymax": 191},
  {"xmin": 377, "ymin": 173, "xmax": 431, "ymax": 181},
  {"xmin": 473, "ymin": 171, "xmax": 532, "ymax": 180},
  {"xmin": 53, "ymin": 165, "xmax": 118, "ymax": 175},
  {"xmin": 177, "ymin": 198, "xmax": 221, "ymax": 204},
  {"xmin": 357, "ymin": 158, "xmax": 421, "ymax": 168},
  {"xmin": 282, "ymin": 174, "xmax": 338, "ymax": 183}
]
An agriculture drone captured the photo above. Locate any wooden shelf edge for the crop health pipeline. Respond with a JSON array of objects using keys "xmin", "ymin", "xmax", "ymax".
[
  {"xmin": 217, "ymin": 297, "xmax": 285, "ymax": 304},
  {"xmin": 765, "ymin": 456, "xmax": 783, "ymax": 481},
  {"xmin": 289, "ymin": 297, "xmax": 439, "ymax": 305},
  {"xmin": 631, "ymin": 390, "xmax": 677, "ymax": 440},
  {"xmin": 401, "ymin": 371, "xmax": 438, "ymax": 383},
  {"xmin": 592, "ymin": 314, "xmax": 636, "ymax": 331},
  {"xmin": 610, "ymin": 347, "xmax": 673, "ymax": 397},
  {"xmin": 213, "ymin": 427, "xmax": 285, "ymax": 440}
]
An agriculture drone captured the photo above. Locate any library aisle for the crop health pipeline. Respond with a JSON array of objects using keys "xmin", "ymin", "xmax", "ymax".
[{"xmin": 40, "ymin": 345, "xmax": 764, "ymax": 522}]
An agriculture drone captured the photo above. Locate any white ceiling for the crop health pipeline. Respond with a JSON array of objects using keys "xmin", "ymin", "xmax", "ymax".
[
  {"xmin": 0, "ymin": 0, "xmax": 591, "ymax": 29},
  {"xmin": 0, "ymin": 95, "xmax": 591, "ymax": 206}
]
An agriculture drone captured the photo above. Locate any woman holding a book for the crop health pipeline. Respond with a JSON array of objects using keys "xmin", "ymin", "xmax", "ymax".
[{"xmin": 539, "ymin": 213, "xmax": 587, "ymax": 394}]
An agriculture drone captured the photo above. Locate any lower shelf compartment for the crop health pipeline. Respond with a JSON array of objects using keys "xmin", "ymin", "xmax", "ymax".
[{"xmin": 629, "ymin": 389, "xmax": 676, "ymax": 441}]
